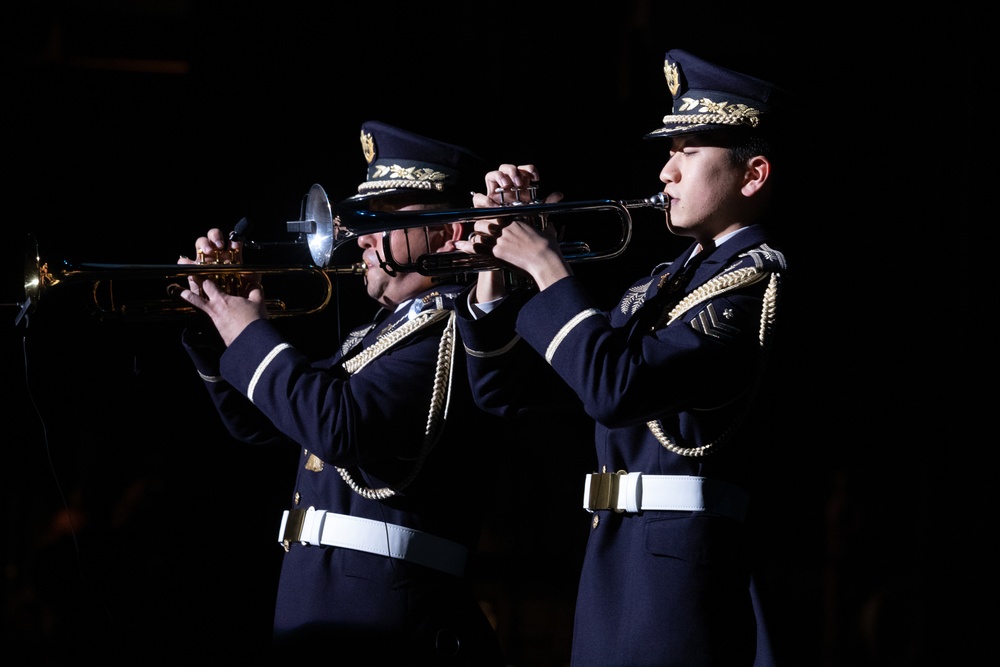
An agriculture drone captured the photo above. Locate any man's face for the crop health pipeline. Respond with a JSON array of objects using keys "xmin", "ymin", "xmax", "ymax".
[
  {"xmin": 357, "ymin": 202, "xmax": 451, "ymax": 309},
  {"xmin": 658, "ymin": 133, "xmax": 749, "ymax": 240}
]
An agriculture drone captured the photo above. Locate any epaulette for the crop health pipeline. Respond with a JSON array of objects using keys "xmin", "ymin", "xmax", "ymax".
[
  {"xmin": 659, "ymin": 243, "xmax": 784, "ymax": 330},
  {"xmin": 737, "ymin": 243, "xmax": 786, "ymax": 272},
  {"xmin": 409, "ymin": 289, "xmax": 460, "ymax": 317}
]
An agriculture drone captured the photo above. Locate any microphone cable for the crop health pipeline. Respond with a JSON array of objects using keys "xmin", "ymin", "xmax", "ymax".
[{"xmin": 19, "ymin": 324, "xmax": 118, "ymax": 634}]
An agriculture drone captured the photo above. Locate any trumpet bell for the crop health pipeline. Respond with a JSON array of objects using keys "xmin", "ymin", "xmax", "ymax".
[{"xmin": 23, "ymin": 234, "xmax": 43, "ymax": 309}]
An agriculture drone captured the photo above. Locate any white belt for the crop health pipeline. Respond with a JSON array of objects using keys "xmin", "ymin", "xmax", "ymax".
[
  {"xmin": 583, "ymin": 472, "xmax": 748, "ymax": 522},
  {"xmin": 278, "ymin": 508, "xmax": 468, "ymax": 577}
]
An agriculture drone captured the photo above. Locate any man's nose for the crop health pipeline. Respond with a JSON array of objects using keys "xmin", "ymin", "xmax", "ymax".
[{"xmin": 659, "ymin": 163, "xmax": 676, "ymax": 184}]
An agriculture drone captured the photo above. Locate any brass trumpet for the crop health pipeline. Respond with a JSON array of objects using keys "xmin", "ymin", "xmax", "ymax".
[{"xmin": 16, "ymin": 233, "xmax": 366, "ymax": 325}]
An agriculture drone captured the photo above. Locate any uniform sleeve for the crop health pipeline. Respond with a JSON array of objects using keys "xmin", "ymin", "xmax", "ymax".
[
  {"xmin": 181, "ymin": 325, "xmax": 285, "ymax": 446},
  {"xmin": 515, "ymin": 275, "xmax": 765, "ymax": 427},
  {"xmin": 456, "ymin": 287, "xmax": 582, "ymax": 419},
  {"xmin": 218, "ymin": 318, "xmax": 442, "ymax": 466}
]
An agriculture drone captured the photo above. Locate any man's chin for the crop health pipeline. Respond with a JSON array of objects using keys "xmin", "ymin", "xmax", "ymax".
[{"xmin": 364, "ymin": 283, "xmax": 383, "ymax": 303}]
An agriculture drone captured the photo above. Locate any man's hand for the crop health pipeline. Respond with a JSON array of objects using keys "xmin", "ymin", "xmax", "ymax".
[
  {"xmin": 453, "ymin": 164, "xmax": 570, "ymax": 298},
  {"xmin": 176, "ymin": 227, "xmax": 265, "ymax": 346}
]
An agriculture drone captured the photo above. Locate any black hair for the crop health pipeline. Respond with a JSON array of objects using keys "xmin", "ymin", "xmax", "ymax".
[{"xmin": 714, "ymin": 127, "xmax": 782, "ymax": 172}]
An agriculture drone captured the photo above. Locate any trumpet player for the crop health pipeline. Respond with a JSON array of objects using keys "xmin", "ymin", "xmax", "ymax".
[
  {"xmin": 176, "ymin": 121, "xmax": 506, "ymax": 664},
  {"xmin": 454, "ymin": 49, "xmax": 797, "ymax": 666}
]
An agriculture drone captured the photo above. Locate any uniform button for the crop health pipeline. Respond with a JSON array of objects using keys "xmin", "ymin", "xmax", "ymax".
[
  {"xmin": 294, "ymin": 492, "xmax": 301, "ymax": 505},
  {"xmin": 592, "ymin": 514, "xmax": 600, "ymax": 529}
]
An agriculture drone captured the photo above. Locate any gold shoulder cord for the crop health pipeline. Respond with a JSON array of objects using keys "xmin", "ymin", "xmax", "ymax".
[
  {"xmin": 647, "ymin": 267, "xmax": 780, "ymax": 457},
  {"xmin": 336, "ymin": 309, "xmax": 457, "ymax": 500}
]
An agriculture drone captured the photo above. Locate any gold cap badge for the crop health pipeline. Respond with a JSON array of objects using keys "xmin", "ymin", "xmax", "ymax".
[
  {"xmin": 664, "ymin": 60, "xmax": 680, "ymax": 97},
  {"xmin": 361, "ymin": 130, "xmax": 376, "ymax": 164}
]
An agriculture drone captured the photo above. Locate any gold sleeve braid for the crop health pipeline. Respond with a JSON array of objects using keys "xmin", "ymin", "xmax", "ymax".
[
  {"xmin": 647, "ymin": 268, "xmax": 781, "ymax": 457},
  {"xmin": 336, "ymin": 309, "xmax": 457, "ymax": 500}
]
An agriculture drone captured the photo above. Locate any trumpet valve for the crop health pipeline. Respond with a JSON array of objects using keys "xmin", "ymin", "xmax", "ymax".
[
  {"xmin": 196, "ymin": 247, "xmax": 242, "ymax": 266},
  {"xmin": 493, "ymin": 182, "xmax": 541, "ymax": 207}
]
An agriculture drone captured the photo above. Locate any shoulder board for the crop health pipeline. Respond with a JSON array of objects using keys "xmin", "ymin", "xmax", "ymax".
[{"xmin": 734, "ymin": 243, "xmax": 786, "ymax": 272}]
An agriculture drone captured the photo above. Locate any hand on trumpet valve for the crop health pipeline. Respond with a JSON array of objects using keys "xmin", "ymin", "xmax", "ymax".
[
  {"xmin": 177, "ymin": 227, "xmax": 243, "ymax": 267},
  {"xmin": 482, "ymin": 163, "xmax": 541, "ymax": 206},
  {"xmin": 478, "ymin": 163, "xmax": 563, "ymax": 207},
  {"xmin": 175, "ymin": 227, "xmax": 262, "ymax": 302},
  {"xmin": 463, "ymin": 221, "xmax": 503, "ymax": 251}
]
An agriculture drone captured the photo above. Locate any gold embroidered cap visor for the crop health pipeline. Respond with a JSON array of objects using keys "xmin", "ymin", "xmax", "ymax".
[
  {"xmin": 358, "ymin": 158, "xmax": 461, "ymax": 195},
  {"xmin": 339, "ymin": 159, "xmax": 462, "ymax": 212},
  {"xmin": 644, "ymin": 49, "xmax": 780, "ymax": 139},
  {"xmin": 341, "ymin": 120, "xmax": 483, "ymax": 210}
]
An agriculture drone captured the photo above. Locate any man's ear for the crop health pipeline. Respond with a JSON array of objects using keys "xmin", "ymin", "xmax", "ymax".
[
  {"xmin": 434, "ymin": 222, "xmax": 465, "ymax": 252},
  {"xmin": 741, "ymin": 155, "xmax": 771, "ymax": 197}
]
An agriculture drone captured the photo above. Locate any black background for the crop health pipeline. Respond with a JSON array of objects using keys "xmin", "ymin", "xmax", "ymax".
[{"xmin": 1, "ymin": 2, "xmax": 985, "ymax": 665}]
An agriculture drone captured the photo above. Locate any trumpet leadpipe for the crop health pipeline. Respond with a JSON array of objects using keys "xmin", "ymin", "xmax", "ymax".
[{"xmin": 20, "ymin": 238, "xmax": 367, "ymax": 322}]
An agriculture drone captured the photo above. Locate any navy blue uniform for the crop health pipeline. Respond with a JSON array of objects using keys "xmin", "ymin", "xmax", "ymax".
[
  {"xmin": 458, "ymin": 225, "xmax": 786, "ymax": 666},
  {"xmin": 184, "ymin": 283, "xmax": 505, "ymax": 664}
]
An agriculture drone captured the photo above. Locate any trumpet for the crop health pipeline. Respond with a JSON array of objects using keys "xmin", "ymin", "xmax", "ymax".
[
  {"xmin": 291, "ymin": 183, "xmax": 668, "ymax": 275},
  {"xmin": 15, "ymin": 233, "xmax": 366, "ymax": 325}
]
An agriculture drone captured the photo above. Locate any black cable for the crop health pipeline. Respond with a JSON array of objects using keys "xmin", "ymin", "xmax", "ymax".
[{"xmin": 21, "ymin": 325, "xmax": 117, "ymax": 632}]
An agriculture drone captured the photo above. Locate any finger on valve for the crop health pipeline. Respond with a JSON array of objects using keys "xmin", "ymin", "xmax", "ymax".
[{"xmin": 242, "ymin": 273, "xmax": 263, "ymax": 297}]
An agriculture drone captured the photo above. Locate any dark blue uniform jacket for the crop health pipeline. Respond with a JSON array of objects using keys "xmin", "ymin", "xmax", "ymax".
[
  {"xmin": 183, "ymin": 282, "xmax": 505, "ymax": 665},
  {"xmin": 457, "ymin": 225, "xmax": 787, "ymax": 666}
]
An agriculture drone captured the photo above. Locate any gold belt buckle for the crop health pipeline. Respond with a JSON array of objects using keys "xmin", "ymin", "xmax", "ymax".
[
  {"xmin": 281, "ymin": 508, "xmax": 308, "ymax": 552},
  {"xmin": 585, "ymin": 470, "xmax": 627, "ymax": 513}
]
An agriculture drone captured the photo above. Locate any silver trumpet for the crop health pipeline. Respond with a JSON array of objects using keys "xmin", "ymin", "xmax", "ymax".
[{"xmin": 290, "ymin": 183, "xmax": 668, "ymax": 275}]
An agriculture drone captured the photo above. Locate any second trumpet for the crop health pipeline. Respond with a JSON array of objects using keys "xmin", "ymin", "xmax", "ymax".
[{"xmin": 289, "ymin": 183, "xmax": 669, "ymax": 275}]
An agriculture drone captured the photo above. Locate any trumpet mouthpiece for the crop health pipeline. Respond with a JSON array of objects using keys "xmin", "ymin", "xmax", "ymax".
[{"xmin": 624, "ymin": 193, "xmax": 669, "ymax": 211}]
